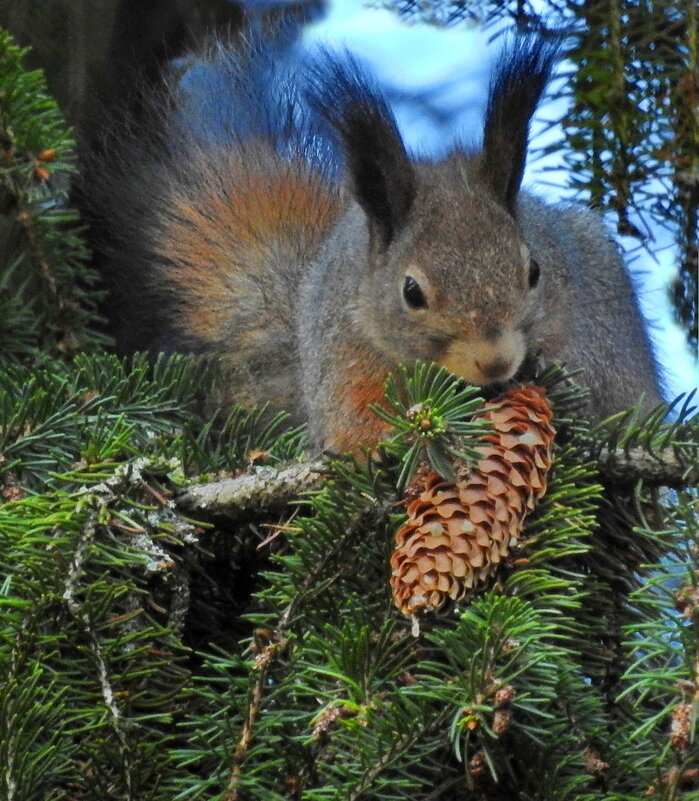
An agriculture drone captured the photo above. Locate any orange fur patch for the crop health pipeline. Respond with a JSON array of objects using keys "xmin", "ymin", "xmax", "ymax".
[
  {"xmin": 154, "ymin": 150, "xmax": 341, "ymax": 344},
  {"xmin": 325, "ymin": 343, "xmax": 392, "ymax": 452}
]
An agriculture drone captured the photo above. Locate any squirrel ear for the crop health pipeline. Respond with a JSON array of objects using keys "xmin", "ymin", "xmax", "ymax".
[
  {"xmin": 306, "ymin": 51, "xmax": 416, "ymax": 249},
  {"xmin": 481, "ymin": 36, "xmax": 559, "ymax": 213}
]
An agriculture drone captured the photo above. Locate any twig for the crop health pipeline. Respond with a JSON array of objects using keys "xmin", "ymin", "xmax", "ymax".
[
  {"xmin": 596, "ymin": 447, "xmax": 695, "ymax": 488},
  {"xmin": 15, "ymin": 207, "xmax": 59, "ymax": 299},
  {"xmin": 175, "ymin": 460, "xmax": 327, "ymax": 521},
  {"xmin": 175, "ymin": 446, "xmax": 694, "ymax": 524},
  {"xmin": 0, "ymin": 120, "xmax": 59, "ymax": 302},
  {"xmin": 62, "ymin": 506, "xmax": 135, "ymax": 801},
  {"xmin": 223, "ymin": 631, "xmax": 289, "ymax": 801},
  {"xmin": 221, "ymin": 497, "xmax": 394, "ymax": 800}
]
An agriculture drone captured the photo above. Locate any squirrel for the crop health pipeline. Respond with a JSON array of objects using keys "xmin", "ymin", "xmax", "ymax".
[{"xmin": 81, "ymin": 34, "xmax": 661, "ymax": 453}]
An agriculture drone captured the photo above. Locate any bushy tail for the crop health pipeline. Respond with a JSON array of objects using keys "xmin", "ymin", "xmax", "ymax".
[{"xmin": 79, "ymin": 33, "xmax": 341, "ymax": 355}]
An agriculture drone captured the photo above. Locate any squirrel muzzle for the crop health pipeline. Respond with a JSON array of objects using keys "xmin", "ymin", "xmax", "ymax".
[{"xmin": 439, "ymin": 330, "xmax": 526, "ymax": 385}]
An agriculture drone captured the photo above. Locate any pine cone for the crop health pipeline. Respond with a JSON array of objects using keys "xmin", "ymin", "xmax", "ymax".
[{"xmin": 390, "ymin": 385, "xmax": 555, "ymax": 619}]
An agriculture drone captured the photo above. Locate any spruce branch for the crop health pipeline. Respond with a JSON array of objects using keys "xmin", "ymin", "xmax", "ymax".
[
  {"xmin": 175, "ymin": 443, "xmax": 693, "ymax": 523},
  {"xmin": 345, "ymin": 721, "xmax": 447, "ymax": 801},
  {"xmin": 176, "ymin": 459, "xmax": 327, "ymax": 522},
  {"xmin": 0, "ymin": 29, "xmax": 105, "ymax": 360},
  {"xmin": 223, "ymin": 491, "xmax": 396, "ymax": 800},
  {"xmin": 596, "ymin": 446, "xmax": 694, "ymax": 488},
  {"xmin": 0, "ymin": 353, "xmax": 696, "ymax": 798},
  {"xmin": 13, "ymin": 206, "xmax": 58, "ymax": 301},
  {"xmin": 223, "ymin": 629, "xmax": 290, "ymax": 801}
]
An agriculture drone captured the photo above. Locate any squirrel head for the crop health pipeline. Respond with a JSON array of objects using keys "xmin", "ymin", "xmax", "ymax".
[
  {"xmin": 308, "ymin": 37, "xmax": 558, "ymax": 386},
  {"xmin": 357, "ymin": 156, "xmax": 543, "ymax": 385}
]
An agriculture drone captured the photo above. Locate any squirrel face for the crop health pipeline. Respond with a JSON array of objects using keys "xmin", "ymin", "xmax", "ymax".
[
  {"xmin": 309, "ymin": 44, "xmax": 559, "ymax": 393},
  {"xmin": 354, "ymin": 159, "xmax": 542, "ymax": 387}
]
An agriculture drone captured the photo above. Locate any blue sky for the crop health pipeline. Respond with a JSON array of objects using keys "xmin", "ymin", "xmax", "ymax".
[{"xmin": 302, "ymin": 0, "xmax": 698, "ymax": 402}]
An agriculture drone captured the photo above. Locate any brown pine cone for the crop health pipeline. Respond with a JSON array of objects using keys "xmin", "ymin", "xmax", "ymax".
[{"xmin": 390, "ymin": 385, "xmax": 555, "ymax": 620}]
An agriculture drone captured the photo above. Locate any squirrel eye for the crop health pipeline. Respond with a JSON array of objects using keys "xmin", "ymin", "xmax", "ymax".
[
  {"xmin": 403, "ymin": 275, "xmax": 428, "ymax": 309},
  {"xmin": 528, "ymin": 258, "xmax": 541, "ymax": 289}
]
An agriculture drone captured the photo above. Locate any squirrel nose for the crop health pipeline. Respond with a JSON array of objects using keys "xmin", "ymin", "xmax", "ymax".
[{"xmin": 475, "ymin": 357, "xmax": 515, "ymax": 381}]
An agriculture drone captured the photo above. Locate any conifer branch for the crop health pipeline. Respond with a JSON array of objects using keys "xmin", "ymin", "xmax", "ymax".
[
  {"xmin": 0, "ymin": 123, "xmax": 58, "ymax": 301},
  {"xmin": 223, "ymin": 630, "xmax": 289, "ymax": 801},
  {"xmin": 346, "ymin": 727, "xmax": 437, "ymax": 801},
  {"xmin": 0, "ymin": 29, "xmax": 106, "ymax": 359},
  {"xmin": 14, "ymin": 207, "xmax": 59, "ymax": 300},
  {"xmin": 62, "ymin": 505, "xmax": 136, "ymax": 800},
  {"xmin": 223, "ymin": 493, "xmax": 396, "ymax": 798},
  {"xmin": 175, "ymin": 444, "xmax": 694, "ymax": 523},
  {"xmin": 596, "ymin": 446, "xmax": 694, "ymax": 488},
  {"xmin": 176, "ymin": 460, "xmax": 328, "ymax": 520}
]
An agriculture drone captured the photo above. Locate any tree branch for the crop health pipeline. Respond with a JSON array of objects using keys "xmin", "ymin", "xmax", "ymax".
[
  {"xmin": 596, "ymin": 446, "xmax": 694, "ymax": 489},
  {"xmin": 175, "ymin": 446, "xmax": 694, "ymax": 524},
  {"xmin": 175, "ymin": 460, "xmax": 327, "ymax": 521}
]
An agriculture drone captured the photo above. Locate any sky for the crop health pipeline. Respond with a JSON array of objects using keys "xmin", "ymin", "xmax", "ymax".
[{"xmin": 301, "ymin": 0, "xmax": 698, "ymax": 403}]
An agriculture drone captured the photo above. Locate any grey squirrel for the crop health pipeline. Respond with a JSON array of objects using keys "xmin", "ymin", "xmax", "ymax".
[{"xmin": 83, "ymin": 34, "xmax": 661, "ymax": 452}]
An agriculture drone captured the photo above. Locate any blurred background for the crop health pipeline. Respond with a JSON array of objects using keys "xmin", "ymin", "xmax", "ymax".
[{"xmin": 0, "ymin": 0, "xmax": 696, "ymax": 398}]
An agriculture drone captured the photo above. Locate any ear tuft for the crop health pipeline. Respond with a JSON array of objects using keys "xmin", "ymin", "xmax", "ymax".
[
  {"xmin": 482, "ymin": 36, "xmax": 560, "ymax": 212},
  {"xmin": 305, "ymin": 50, "xmax": 416, "ymax": 248}
]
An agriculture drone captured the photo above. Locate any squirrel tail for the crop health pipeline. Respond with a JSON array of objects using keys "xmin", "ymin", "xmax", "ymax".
[{"xmin": 80, "ymin": 33, "xmax": 341, "ymax": 356}]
